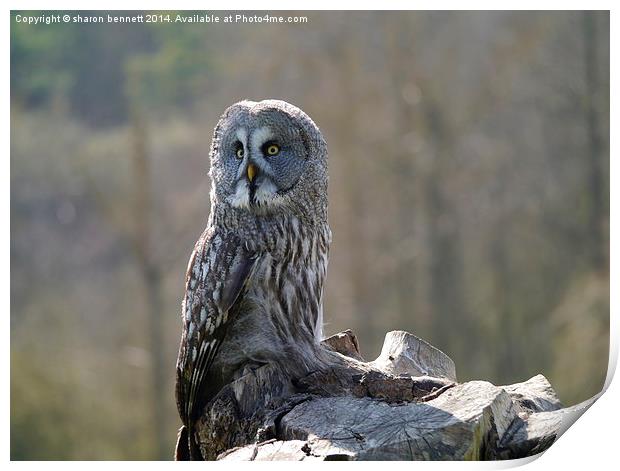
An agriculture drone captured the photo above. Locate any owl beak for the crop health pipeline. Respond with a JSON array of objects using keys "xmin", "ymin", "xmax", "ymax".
[{"xmin": 247, "ymin": 163, "xmax": 258, "ymax": 183}]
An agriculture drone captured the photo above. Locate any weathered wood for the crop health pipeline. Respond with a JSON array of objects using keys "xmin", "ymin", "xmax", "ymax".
[
  {"xmin": 322, "ymin": 329, "xmax": 364, "ymax": 361},
  {"xmin": 495, "ymin": 411, "xmax": 560, "ymax": 459},
  {"xmin": 195, "ymin": 363, "xmax": 296, "ymax": 460},
  {"xmin": 219, "ymin": 440, "xmax": 309, "ymax": 461},
  {"xmin": 500, "ymin": 374, "xmax": 563, "ymax": 413},
  {"xmin": 280, "ymin": 381, "xmax": 521, "ymax": 460},
  {"xmin": 495, "ymin": 395, "xmax": 598, "ymax": 459},
  {"xmin": 221, "ymin": 381, "xmax": 523, "ymax": 460},
  {"xmin": 371, "ymin": 330, "xmax": 457, "ymax": 381},
  {"xmin": 188, "ymin": 329, "xmax": 589, "ymax": 461}
]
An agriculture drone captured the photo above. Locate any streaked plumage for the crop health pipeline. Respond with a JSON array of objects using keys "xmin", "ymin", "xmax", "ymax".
[{"xmin": 175, "ymin": 100, "xmax": 331, "ymax": 460}]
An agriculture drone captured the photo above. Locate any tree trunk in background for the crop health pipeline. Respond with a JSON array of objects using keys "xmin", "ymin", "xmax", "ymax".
[
  {"xmin": 489, "ymin": 220, "xmax": 520, "ymax": 382},
  {"xmin": 420, "ymin": 99, "xmax": 468, "ymax": 359},
  {"xmin": 582, "ymin": 11, "xmax": 607, "ymax": 274},
  {"xmin": 384, "ymin": 19, "xmax": 428, "ymax": 335},
  {"xmin": 130, "ymin": 109, "xmax": 168, "ymax": 460},
  {"xmin": 336, "ymin": 43, "xmax": 374, "ymax": 347}
]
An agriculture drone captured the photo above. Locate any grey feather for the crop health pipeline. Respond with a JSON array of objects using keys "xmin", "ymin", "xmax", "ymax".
[{"xmin": 175, "ymin": 100, "xmax": 332, "ymax": 460}]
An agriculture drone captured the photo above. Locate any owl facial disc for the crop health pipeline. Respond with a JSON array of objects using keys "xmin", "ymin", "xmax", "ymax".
[
  {"xmin": 211, "ymin": 100, "xmax": 326, "ymax": 221},
  {"xmin": 227, "ymin": 126, "xmax": 288, "ymax": 212}
]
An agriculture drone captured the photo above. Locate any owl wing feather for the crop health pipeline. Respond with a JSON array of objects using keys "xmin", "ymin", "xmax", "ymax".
[{"xmin": 175, "ymin": 227, "xmax": 257, "ymax": 428}]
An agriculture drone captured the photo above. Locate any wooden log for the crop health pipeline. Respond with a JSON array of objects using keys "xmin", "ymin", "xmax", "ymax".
[
  {"xmin": 322, "ymin": 329, "xmax": 364, "ymax": 361},
  {"xmin": 495, "ymin": 395, "xmax": 599, "ymax": 459},
  {"xmin": 189, "ymin": 329, "xmax": 585, "ymax": 461},
  {"xmin": 371, "ymin": 330, "xmax": 457, "ymax": 381},
  {"xmin": 194, "ymin": 363, "xmax": 297, "ymax": 460},
  {"xmin": 500, "ymin": 374, "xmax": 563, "ymax": 413},
  {"xmin": 219, "ymin": 377, "xmax": 588, "ymax": 461},
  {"xmin": 222, "ymin": 381, "xmax": 522, "ymax": 460}
]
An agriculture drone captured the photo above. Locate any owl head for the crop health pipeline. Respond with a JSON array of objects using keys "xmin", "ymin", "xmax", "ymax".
[{"xmin": 208, "ymin": 100, "xmax": 328, "ymax": 223}]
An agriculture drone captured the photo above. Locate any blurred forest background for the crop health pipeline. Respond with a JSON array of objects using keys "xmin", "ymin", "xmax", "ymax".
[{"xmin": 11, "ymin": 10, "xmax": 609, "ymax": 460}]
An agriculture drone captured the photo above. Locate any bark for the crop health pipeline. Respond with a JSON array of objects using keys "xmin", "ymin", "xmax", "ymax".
[
  {"xmin": 130, "ymin": 108, "xmax": 168, "ymax": 460},
  {"xmin": 181, "ymin": 329, "xmax": 597, "ymax": 461},
  {"xmin": 582, "ymin": 11, "xmax": 607, "ymax": 273}
]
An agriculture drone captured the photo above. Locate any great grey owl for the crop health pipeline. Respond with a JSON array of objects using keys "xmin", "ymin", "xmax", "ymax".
[{"xmin": 175, "ymin": 100, "xmax": 331, "ymax": 460}]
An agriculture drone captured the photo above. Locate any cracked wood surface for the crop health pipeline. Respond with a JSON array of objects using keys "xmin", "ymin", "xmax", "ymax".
[{"xmin": 186, "ymin": 329, "xmax": 595, "ymax": 461}]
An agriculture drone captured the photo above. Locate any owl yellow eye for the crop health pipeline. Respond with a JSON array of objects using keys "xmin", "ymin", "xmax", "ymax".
[
  {"xmin": 235, "ymin": 147, "xmax": 244, "ymax": 159},
  {"xmin": 265, "ymin": 144, "xmax": 280, "ymax": 156}
]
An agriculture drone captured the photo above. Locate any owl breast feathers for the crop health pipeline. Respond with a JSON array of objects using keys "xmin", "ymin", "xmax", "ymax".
[{"xmin": 175, "ymin": 100, "xmax": 331, "ymax": 460}]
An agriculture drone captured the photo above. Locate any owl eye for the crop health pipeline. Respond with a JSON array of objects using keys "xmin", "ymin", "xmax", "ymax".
[
  {"xmin": 235, "ymin": 143, "xmax": 244, "ymax": 159},
  {"xmin": 263, "ymin": 143, "xmax": 280, "ymax": 156}
]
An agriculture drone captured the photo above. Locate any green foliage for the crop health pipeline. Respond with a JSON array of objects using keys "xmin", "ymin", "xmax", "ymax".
[
  {"xmin": 10, "ymin": 12, "xmax": 77, "ymax": 107},
  {"xmin": 126, "ymin": 17, "xmax": 211, "ymax": 113},
  {"xmin": 11, "ymin": 350, "xmax": 76, "ymax": 460},
  {"xmin": 11, "ymin": 10, "xmax": 211, "ymax": 125}
]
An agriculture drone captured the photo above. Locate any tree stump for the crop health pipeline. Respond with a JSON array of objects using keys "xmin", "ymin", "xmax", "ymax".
[{"xmin": 184, "ymin": 329, "xmax": 598, "ymax": 461}]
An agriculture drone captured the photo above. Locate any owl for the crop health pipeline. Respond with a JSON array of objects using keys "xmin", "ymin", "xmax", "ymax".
[{"xmin": 175, "ymin": 100, "xmax": 332, "ymax": 460}]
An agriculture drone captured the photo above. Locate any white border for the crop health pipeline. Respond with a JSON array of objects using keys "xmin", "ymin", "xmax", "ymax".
[{"xmin": 4, "ymin": 1, "xmax": 617, "ymax": 468}]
